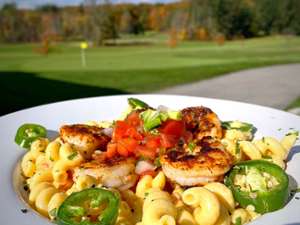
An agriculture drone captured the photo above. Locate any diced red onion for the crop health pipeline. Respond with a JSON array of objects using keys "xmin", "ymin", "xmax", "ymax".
[{"xmin": 135, "ymin": 160, "xmax": 156, "ymax": 175}]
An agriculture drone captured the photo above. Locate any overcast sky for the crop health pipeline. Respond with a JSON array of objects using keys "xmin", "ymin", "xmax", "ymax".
[{"xmin": 1, "ymin": 0, "xmax": 177, "ymax": 8}]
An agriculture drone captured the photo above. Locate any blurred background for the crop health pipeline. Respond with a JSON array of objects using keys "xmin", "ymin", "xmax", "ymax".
[{"xmin": 0, "ymin": 0, "xmax": 300, "ymax": 115}]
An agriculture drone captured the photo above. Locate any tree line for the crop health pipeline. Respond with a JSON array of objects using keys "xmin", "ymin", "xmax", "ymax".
[{"xmin": 0, "ymin": 0, "xmax": 299, "ymax": 45}]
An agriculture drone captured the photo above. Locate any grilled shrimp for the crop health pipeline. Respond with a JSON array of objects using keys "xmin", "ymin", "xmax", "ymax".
[
  {"xmin": 181, "ymin": 106, "xmax": 223, "ymax": 140},
  {"xmin": 74, "ymin": 157, "xmax": 137, "ymax": 190},
  {"xmin": 60, "ymin": 124, "xmax": 111, "ymax": 159},
  {"xmin": 160, "ymin": 137, "xmax": 233, "ymax": 186}
]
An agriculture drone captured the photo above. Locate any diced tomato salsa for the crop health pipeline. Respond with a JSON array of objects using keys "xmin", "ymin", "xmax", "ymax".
[{"xmin": 106, "ymin": 111, "xmax": 188, "ymax": 159}]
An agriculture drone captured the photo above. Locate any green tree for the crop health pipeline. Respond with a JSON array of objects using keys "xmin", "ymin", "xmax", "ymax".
[
  {"xmin": 84, "ymin": 0, "xmax": 118, "ymax": 45},
  {"xmin": 212, "ymin": 0, "xmax": 256, "ymax": 39}
]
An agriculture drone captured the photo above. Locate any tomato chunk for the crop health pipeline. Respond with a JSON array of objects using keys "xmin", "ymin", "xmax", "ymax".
[
  {"xmin": 116, "ymin": 138, "xmax": 138, "ymax": 157},
  {"xmin": 114, "ymin": 120, "xmax": 143, "ymax": 141},
  {"xmin": 160, "ymin": 119, "xmax": 185, "ymax": 138},
  {"xmin": 126, "ymin": 111, "xmax": 142, "ymax": 127},
  {"xmin": 135, "ymin": 146, "xmax": 156, "ymax": 159},
  {"xmin": 160, "ymin": 133, "xmax": 178, "ymax": 148},
  {"xmin": 145, "ymin": 135, "xmax": 161, "ymax": 149},
  {"xmin": 106, "ymin": 143, "xmax": 117, "ymax": 158},
  {"xmin": 117, "ymin": 142, "xmax": 129, "ymax": 157},
  {"xmin": 125, "ymin": 127, "xmax": 144, "ymax": 141},
  {"xmin": 114, "ymin": 121, "xmax": 131, "ymax": 140}
]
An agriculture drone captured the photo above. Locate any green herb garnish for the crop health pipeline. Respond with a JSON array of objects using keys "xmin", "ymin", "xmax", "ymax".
[
  {"xmin": 286, "ymin": 131, "xmax": 299, "ymax": 136},
  {"xmin": 235, "ymin": 217, "xmax": 242, "ymax": 225},
  {"xmin": 235, "ymin": 142, "xmax": 240, "ymax": 154},
  {"xmin": 188, "ymin": 142, "xmax": 196, "ymax": 153},
  {"xmin": 221, "ymin": 121, "xmax": 254, "ymax": 132},
  {"xmin": 140, "ymin": 109, "xmax": 162, "ymax": 131},
  {"xmin": 128, "ymin": 98, "xmax": 149, "ymax": 110},
  {"xmin": 67, "ymin": 152, "xmax": 78, "ymax": 160},
  {"xmin": 154, "ymin": 157, "xmax": 161, "ymax": 167}
]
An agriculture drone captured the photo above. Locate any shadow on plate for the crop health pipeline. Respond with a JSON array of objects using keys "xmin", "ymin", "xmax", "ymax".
[
  {"xmin": 47, "ymin": 130, "xmax": 59, "ymax": 140},
  {"xmin": 287, "ymin": 174, "xmax": 298, "ymax": 203},
  {"xmin": 283, "ymin": 223, "xmax": 300, "ymax": 225},
  {"xmin": 287, "ymin": 145, "xmax": 300, "ymax": 162}
]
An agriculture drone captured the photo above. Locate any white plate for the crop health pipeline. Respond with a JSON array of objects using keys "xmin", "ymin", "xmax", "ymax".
[{"xmin": 0, "ymin": 94, "xmax": 299, "ymax": 225}]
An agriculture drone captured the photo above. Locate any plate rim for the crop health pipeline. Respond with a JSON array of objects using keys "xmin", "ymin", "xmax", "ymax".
[{"xmin": 1, "ymin": 93, "xmax": 300, "ymax": 120}]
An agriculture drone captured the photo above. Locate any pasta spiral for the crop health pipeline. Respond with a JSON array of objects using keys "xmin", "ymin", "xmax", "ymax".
[
  {"xmin": 136, "ymin": 171, "xmax": 166, "ymax": 199},
  {"xmin": 22, "ymin": 139, "xmax": 82, "ymax": 218},
  {"xmin": 51, "ymin": 143, "xmax": 84, "ymax": 188},
  {"xmin": 182, "ymin": 187, "xmax": 220, "ymax": 225},
  {"xmin": 116, "ymin": 201, "xmax": 134, "ymax": 225},
  {"xmin": 231, "ymin": 208, "xmax": 251, "ymax": 225},
  {"xmin": 223, "ymin": 132, "xmax": 298, "ymax": 168},
  {"xmin": 141, "ymin": 188, "xmax": 177, "ymax": 225},
  {"xmin": 182, "ymin": 183, "xmax": 235, "ymax": 225},
  {"xmin": 29, "ymin": 181, "xmax": 66, "ymax": 218}
]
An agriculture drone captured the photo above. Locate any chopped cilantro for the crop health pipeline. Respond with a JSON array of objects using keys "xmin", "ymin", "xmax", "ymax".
[
  {"xmin": 137, "ymin": 156, "xmax": 152, "ymax": 162},
  {"xmin": 188, "ymin": 142, "xmax": 196, "ymax": 152},
  {"xmin": 154, "ymin": 157, "xmax": 161, "ymax": 167},
  {"xmin": 221, "ymin": 121, "xmax": 253, "ymax": 132},
  {"xmin": 235, "ymin": 142, "xmax": 240, "ymax": 154},
  {"xmin": 235, "ymin": 217, "xmax": 242, "ymax": 225},
  {"xmin": 144, "ymin": 192, "xmax": 149, "ymax": 199},
  {"xmin": 239, "ymin": 123, "xmax": 253, "ymax": 132},
  {"xmin": 221, "ymin": 121, "xmax": 231, "ymax": 130},
  {"xmin": 67, "ymin": 152, "xmax": 78, "ymax": 160},
  {"xmin": 286, "ymin": 131, "xmax": 299, "ymax": 136}
]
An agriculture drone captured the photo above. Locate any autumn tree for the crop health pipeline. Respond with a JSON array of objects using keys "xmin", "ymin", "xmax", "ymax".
[
  {"xmin": 187, "ymin": 0, "xmax": 215, "ymax": 39},
  {"xmin": 0, "ymin": 3, "xmax": 22, "ymax": 42}
]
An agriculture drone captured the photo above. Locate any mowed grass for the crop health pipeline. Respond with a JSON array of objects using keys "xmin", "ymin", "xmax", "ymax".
[
  {"xmin": 287, "ymin": 97, "xmax": 300, "ymax": 109},
  {"xmin": 1, "ymin": 35, "xmax": 300, "ymax": 115}
]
